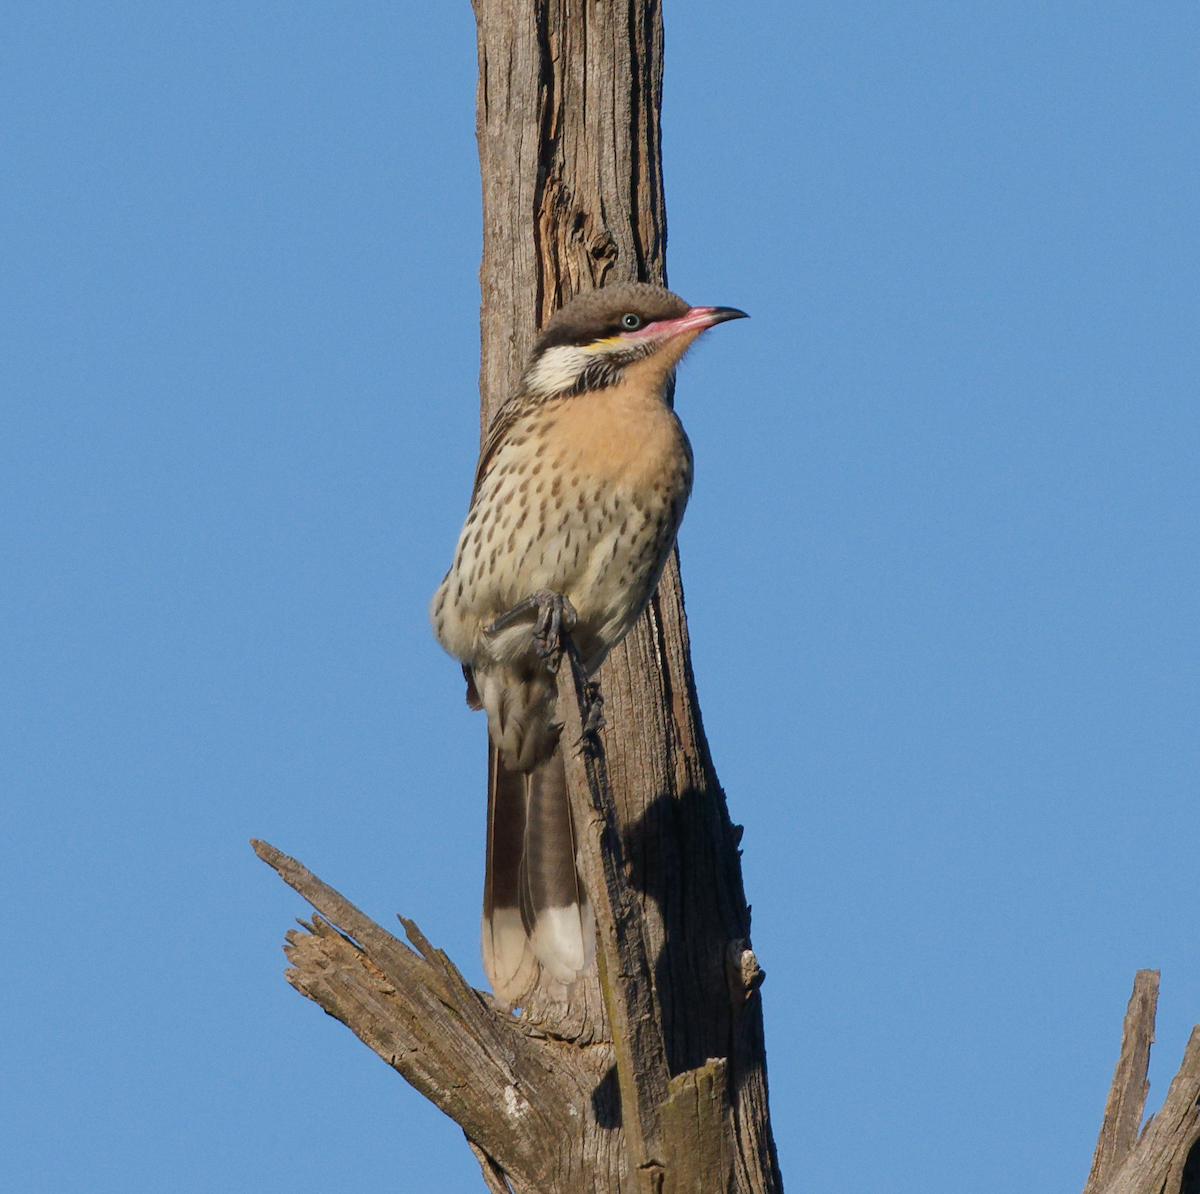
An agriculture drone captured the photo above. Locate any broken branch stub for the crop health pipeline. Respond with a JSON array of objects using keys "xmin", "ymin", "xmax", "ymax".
[{"xmin": 1083, "ymin": 971, "xmax": 1200, "ymax": 1194}]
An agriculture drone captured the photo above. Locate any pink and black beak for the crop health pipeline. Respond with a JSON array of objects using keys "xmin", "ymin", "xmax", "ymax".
[
  {"xmin": 624, "ymin": 305, "xmax": 749, "ymax": 341},
  {"xmin": 679, "ymin": 305, "xmax": 750, "ymax": 332}
]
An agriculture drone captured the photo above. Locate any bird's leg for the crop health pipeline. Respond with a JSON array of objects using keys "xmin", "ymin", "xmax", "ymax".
[
  {"xmin": 485, "ymin": 590, "xmax": 578, "ymax": 670},
  {"xmin": 532, "ymin": 593, "xmax": 578, "ymax": 667}
]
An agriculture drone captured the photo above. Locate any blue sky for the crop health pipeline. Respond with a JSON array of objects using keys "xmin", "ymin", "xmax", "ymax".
[{"xmin": 2, "ymin": 2, "xmax": 1197, "ymax": 1191}]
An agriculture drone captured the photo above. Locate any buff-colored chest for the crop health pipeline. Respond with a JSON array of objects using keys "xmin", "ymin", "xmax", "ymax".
[
  {"xmin": 529, "ymin": 374, "xmax": 689, "ymax": 493},
  {"xmin": 431, "ymin": 365, "xmax": 693, "ymax": 668}
]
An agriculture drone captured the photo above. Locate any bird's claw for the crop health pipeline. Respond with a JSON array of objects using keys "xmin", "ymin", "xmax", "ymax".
[
  {"xmin": 485, "ymin": 591, "xmax": 578, "ymax": 671},
  {"xmin": 533, "ymin": 593, "xmax": 578, "ymax": 668}
]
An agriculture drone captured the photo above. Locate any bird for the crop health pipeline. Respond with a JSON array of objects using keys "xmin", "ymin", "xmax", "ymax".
[{"xmin": 430, "ymin": 280, "xmax": 747, "ymax": 1005}]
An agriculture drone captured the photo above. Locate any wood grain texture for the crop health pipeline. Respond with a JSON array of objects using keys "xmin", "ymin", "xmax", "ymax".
[
  {"xmin": 256, "ymin": 2, "xmax": 781, "ymax": 1189},
  {"xmin": 473, "ymin": 0, "xmax": 667, "ymax": 432},
  {"xmin": 1084, "ymin": 971, "xmax": 1160, "ymax": 1194},
  {"xmin": 468, "ymin": 1138, "xmax": 517, "ymax": 1194},
  {"xmin": 661, "ymin": 1060, "xmax": 733, "ymax": 1194},
  {"xmin": 557, "ymin": 642, "xmax": 671, "ymax": 1184},
  {"xmin": 1080, "ymin": 972, "xmax": 1200, "ymax": 1194},
  {"xmin": 1103, "ymin": 1024, "xmax": 1200, "ymax": 1194},
  {"xmin": 254, "ymin": 839, "xmax": 627, "ymax": 1193},
  {"xmin": 472, "ymin": 0, "xmax": 781, "ymax": 1188}
]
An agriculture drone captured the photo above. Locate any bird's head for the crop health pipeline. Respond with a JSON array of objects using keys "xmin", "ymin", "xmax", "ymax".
[{"xmin": 519, "ymin": 281, "xmax": 747, "ymax": 402}]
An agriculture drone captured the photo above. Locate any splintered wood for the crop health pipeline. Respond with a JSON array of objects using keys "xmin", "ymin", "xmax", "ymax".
[
  {"xmin": 1082, "ymin": 970, "xmax": 1200, "ymax": 1194},
  {"xmin": 256, "ymin": 1, "xmax": 781, "ymax": 1188}
]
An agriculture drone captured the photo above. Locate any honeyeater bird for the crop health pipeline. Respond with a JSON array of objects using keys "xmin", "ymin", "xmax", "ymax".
[{"xmin": 430, "ymin": 281, "xmax": 747, "ymax": 1004}]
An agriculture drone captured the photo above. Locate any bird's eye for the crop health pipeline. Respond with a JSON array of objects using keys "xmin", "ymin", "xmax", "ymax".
[{"xmin": 620, "ymin": 313, "xmax": 642, "ymax": 330}]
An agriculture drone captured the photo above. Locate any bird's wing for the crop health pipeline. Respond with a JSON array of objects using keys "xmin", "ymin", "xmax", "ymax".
[
  {"xmin": 471, "ymin": 400, "xmax": 521, "ymax": 501},
  {"xmin": 470, "ymin": 393, "xmax": 548, "ymax": 502}
]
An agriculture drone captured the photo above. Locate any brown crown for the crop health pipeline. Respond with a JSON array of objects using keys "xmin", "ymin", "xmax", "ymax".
[{"xmin": 534, "ymin": 282, "xmax": 690, "ymax": 353}]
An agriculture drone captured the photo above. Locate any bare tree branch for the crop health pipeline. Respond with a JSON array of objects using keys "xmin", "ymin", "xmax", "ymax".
[
  {"xmin": 252, "ymin": 839, "xmax": 604, "ymax": 1191},
  {"xmin": 254, "ymin": 815, "xmax": 751, "ymax": 1191},
  {"xmin": 254, "ymin": 5, "xmax": 1200, "ymax": 1190}
]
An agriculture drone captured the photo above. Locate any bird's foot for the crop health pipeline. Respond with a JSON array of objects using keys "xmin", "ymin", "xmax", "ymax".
[
  {"xmin": 532, "ymin": 593, "xmax": 578, "ymax": 668},
  {"xmin": 485, "ymin": 591, "xmax": 578, "ymax": 670}
]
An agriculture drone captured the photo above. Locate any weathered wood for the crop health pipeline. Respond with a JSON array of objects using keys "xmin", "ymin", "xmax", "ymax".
[
  {"xmin": 1081, "ymin": 973, "xmax": 1200, "ymax": 1194},
  {"xmin": 254, "ymin": 838, "xmax": 627, "ymax": 1193},
  {"xmin": 473, "ymin": 0, "xmax": 667, "ymax": 431},
  {"xmin": 473, "ymin": 0, "xmax": 782, "ymax": 1188},
  {"xmin": 1083, "ymin": 970, "xmax": 1160, "ymax": 1194},
  {"xmin": 661, "ymin": 1060, "xmax": 733, "ymax": 1194},
  {"xmin": 556, "ymin": 641, "xmax": 751, "ymax": 1192},
  {"xmin": 468, "ymin": 1138, "xmax": 514, "ymax": 1194},
  {"xmin": 257, "ymin": 2, "xmax": 782, "ymax": 1188},
  {"xmin": 557, "ymin": 642, "xmax": 671, "ymax": 1186},
  {"xmin": 1104, "ymin": 1024, "xmax": 1200, "ymax": 1194}
]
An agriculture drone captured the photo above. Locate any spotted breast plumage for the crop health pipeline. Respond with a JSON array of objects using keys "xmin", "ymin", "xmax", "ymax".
[{"xmin": 430, "ymin": 280, "xmax": 747, "ymax": 1004}]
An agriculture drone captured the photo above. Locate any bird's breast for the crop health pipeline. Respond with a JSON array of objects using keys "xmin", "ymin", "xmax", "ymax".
[
  {"xmin": 541, "ymin": 380, "xmax": 690, "ymax": 491},
  {"xmin": 431, "ymin": 378, "xmax": 692, "ymax": 670}
]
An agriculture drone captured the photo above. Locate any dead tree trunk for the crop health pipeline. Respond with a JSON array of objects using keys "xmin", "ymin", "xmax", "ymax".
[{"xmin": 254, "ymin": 3, "xmax": 782, "ymax": 1192}]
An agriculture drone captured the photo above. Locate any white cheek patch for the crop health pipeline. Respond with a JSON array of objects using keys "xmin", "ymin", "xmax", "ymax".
[
  {"xmin": 525, "ymin": 344, "xmax": 595, "ymax": 397},
  {"xmin": 525, "ymin": 338, "xmax": 649, "ymax": 397}
]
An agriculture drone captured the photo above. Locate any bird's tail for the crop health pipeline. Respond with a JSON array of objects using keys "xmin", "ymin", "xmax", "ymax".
[{"xmin": 481, "ymin": 739, "xmax": 593, "ymax": 1004}]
